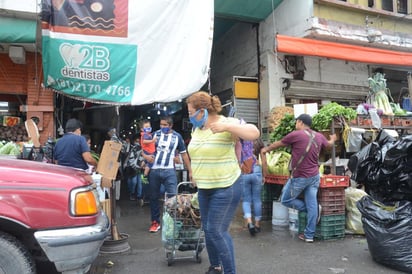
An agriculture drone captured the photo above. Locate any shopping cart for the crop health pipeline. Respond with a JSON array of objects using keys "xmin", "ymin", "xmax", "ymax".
[{"xmin": 162, "ymin": 181, "xmax": 204, "ymax": 266}]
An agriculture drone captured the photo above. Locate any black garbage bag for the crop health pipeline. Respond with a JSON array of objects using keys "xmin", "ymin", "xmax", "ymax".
[
  {"xmin": 348, "ymin": 142, "xmax": 381, "ymax": 183},
  {"xmin": 357, "ymin": 195, "xmax": 412, "ymax": 273},
  {"xmin": 383, "ymin": 135, "xmax": 412, "ymax": 171}
]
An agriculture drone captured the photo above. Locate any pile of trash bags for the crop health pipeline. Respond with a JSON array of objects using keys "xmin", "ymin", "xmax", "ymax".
[
  {"xmin": 348, "ymin": 130, "xmax": 412, "ymax": 202},
  {"xmin": 349, "ymin": 130, "xmax": 412, "ymax": 272}
]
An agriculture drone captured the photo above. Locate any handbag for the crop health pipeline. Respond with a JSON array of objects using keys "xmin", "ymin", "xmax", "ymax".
[{"xmin": 241, "ymin": 157, "xmax": 255, "ymax": 174}]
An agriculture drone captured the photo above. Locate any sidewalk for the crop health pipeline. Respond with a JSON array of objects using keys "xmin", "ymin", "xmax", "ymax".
[{"xmin": 89, "ymin": 193, "xmax": 404, "ymax": 274}]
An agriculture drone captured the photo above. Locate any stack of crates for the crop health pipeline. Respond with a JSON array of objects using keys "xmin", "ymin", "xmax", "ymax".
[
  {"xmin": 261, "ymin": 183, "xmax": 283, "ymax": 221},
  {"xmin": 299, "ymin": 175, "xmax": 349, "ymax": 240}
]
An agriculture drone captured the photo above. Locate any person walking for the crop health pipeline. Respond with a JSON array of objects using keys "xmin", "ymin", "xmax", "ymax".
[
  {"xmin": 186, "ymin": 91, "xmax": 260, "ymax": 274},
  {"xmin": 261, "ymin": 114, "xmax": 336, "ymax": 243},
  {"xmin": 239, "ymin": 138, "xmax": 265, "ymax": 236},
  {"xmin": 143, "ymin": 116, "xmax": 192, "ymax": 233},
  {"xmin": 124, "ymin": 134, "xmax": 145, "ymax": 206},
  {"xmin": 54, "ymin": 118, "xmax": 97, "ymax": 172}
]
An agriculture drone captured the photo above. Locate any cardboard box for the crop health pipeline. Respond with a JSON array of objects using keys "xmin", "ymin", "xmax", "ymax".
[
  {"xmin": 293, "ymin": 103, "xmax": 318, "ymax": 118},
  {"xmin": 96, "ymin": 141, "xmax": 122, "ymax": 180}
]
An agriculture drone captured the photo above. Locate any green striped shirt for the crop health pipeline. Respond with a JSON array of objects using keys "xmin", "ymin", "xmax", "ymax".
[{"xmin": 188, "ymin": 117, "xmax": 241, "ymax": 189}]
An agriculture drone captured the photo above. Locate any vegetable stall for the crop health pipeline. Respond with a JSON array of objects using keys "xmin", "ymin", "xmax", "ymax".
[{"xmin": 263, "ymin": 72, "xmax": 412, "ymax": 187}]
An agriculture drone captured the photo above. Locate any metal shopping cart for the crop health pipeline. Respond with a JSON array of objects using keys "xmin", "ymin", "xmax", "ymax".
[{"xmin": 162, "ymin": 181, "xmax": 204, "ymax": 266}]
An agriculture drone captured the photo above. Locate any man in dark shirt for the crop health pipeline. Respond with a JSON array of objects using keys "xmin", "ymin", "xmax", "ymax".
[
  {"xmin": 261, "ymin": 114, "xmax": 336, "ymax": 243},
  {"xmin": 54, "ymin": 118, "xmax": 97, "ymax": 171}
]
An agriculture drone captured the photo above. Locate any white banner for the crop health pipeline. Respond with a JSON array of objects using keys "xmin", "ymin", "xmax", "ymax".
[{"xmin": 41, "ymin": 0, "xmax": 213, "ymax": 105}]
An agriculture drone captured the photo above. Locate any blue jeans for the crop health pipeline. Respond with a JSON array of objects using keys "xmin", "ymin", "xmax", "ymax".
[
  {"xmin": 198, "ymin": 178, "xmax": 241, "ymax": 274},
  {"xmin": 241, "ymin": 165, "xmax": 262, "ymax": 221},
  {"xmin": 148, "ymin": 169, "xmax": 177, "ymax": 223},
  {"xmin": 280, "ymin": 174, "xmax": 320, "ymax": 239},
  {"xmin": 127, "ymin": 173, "xmax": 142, "ymax": 199}
]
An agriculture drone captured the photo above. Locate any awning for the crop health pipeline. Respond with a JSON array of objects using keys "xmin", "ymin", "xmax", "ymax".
[
  {"xmin": 283, "ymin": 79, "xmax": 368, "ymax": 102},
  {"xmin": 276, "ymin": 34, "xmax": 412, "ymax": 67},
  {"xmin": 0, "ymin": 17, "xmax": 37, "ymax": 43}
]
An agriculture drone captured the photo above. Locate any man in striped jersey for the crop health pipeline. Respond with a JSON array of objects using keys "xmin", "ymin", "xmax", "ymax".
[{"xmin": 143, "ymin": 116, "xmax": 192, "ymax": 233}]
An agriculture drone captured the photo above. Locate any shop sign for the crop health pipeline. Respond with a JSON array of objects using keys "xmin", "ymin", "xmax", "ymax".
[{"xmin": 41, "ymin": 0, "xmax": 213, "ymax": 105}]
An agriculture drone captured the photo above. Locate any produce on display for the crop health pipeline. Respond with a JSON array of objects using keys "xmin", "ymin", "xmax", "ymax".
[
  {"xmin": 267, "ymin": 106, "xmax": 294, "ymax": 131},
  {"xmin": 0, "ymin": 124, "xmax": 29, "ymax": 142},
  {"xmin": 269, "ymin": 113, "xmax": 295, "ymax": 145},
  {"xmin": 312, "ymin": 102, "xmax": 357, "ymax": 131},
  {"xmin": 0, "ymin": 141, "xmax": 21, "ymax": 156},
  {"xmin": 368, "ymin": 72, "xmax": 394, "ymax": 116},
  {"xmin": 266, "ymin": 151, "xmax": 291, "ymax": 176}
]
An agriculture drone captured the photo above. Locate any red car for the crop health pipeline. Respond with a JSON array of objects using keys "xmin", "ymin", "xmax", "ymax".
[{"xmin": 0, "ymin": 158, "xmax": 110, "ymax": 274}]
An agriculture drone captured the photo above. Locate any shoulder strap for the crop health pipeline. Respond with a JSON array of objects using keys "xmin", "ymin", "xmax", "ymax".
[{"xmin": 290, "ymin": 130, "xmax": 315, "ymax": 178}]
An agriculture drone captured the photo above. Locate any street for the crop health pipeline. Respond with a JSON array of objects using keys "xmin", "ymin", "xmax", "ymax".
[{"xmin": 88, "ymin": 191, "xmax": 405, "ymax": 274}]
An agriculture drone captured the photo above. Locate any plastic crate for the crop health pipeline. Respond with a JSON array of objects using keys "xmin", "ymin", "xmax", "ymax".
[
  {"xmin": 318, "ymin": 188, "xmax": 346, "ymax": 215},
  {"xmin": 264, "ymin": 175, "xmax": 289, "ymax": 185},
  {"xmin": 320, "ymin": 175, "xmax": 349, "ymax": 188},
  {"xmin": 261, "ymin": 183, "xmax": 283, "ymax": 202},
  {"xmin": 299, "ymin": 212, "xmax": 345, "ymax": 240},
  {"xmin": 261, "ymin": 201, "xmax": 273, "ymax": 221}
]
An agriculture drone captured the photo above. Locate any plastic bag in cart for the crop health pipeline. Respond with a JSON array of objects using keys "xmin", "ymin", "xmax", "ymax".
[
  {"xmin": 161, "ymin": 211, "xmax": 182, "ymax": 248},
  {"xmin": 356, "ymin": 195, "xmax": 412, "ymax": 273}
]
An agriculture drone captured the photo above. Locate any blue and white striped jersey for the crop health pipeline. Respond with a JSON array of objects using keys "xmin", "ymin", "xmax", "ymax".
[{"xmin": 151, "ymin": 130, "xmax": 187, "ymax": 169}]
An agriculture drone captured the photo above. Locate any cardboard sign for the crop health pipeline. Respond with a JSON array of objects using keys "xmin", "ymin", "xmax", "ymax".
[{"xmin": 96, "ymin": 141, "xmax": 122, "ymax": 180}]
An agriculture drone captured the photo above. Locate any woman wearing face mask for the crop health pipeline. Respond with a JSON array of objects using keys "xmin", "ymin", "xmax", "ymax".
[
  {"xmin": 186, "ymin": 91, "xmax": 260, "ymax": 274},
  {"xmin": 143, "ymin": 116, "xmax": 192, "ymax": 233}
]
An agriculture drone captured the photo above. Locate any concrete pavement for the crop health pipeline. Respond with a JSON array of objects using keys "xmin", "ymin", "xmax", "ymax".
[{"xmin": 89, "ymin": 194, "xmax": 405, "ymax": 274}]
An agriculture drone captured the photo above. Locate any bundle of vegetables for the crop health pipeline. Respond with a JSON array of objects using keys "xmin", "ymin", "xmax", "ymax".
[
  {"xmin": 368, "ymin": 72, "xmax": 394, "ymax": 116},
  {"xmin": 266, "ymin": 151, "xmax": 291, "ymax": 175},
  {"xmin": 269, "ymin": 113, "xmax": 295, "ymax": 150},
  {"xmin": 312, "ymin": 102, "xmax": 357, "ymax": 131},
  {"xmin": 0, "ymin": 141, "xmax": 21, "ymax": 156},
  {"xmin": 390, "ymin": 102, "xmax": 407, "ymax": 116}
]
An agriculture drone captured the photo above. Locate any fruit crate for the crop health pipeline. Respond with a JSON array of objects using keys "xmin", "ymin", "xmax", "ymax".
[
  {"xmin": 299, "ymin": 212, "xmax": 345, "ymax": 240},
  {"xmin": 318, "ymin": 187, "xmax": 346, "ymax": 215},
  {"xmin": 320, "ymin": 175, "xmax": 349, "ymax": 188},
  {"xmin": 264, "ymin": 175, "xmax": 289, "ymax": 185}
]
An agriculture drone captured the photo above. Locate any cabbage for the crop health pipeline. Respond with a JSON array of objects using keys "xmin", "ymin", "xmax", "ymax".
[{"xmin": 266, "ymin": 151, "xmax": 291, "ymax": 176}]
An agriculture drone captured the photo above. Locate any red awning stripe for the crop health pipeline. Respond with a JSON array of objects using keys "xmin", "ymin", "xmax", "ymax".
[{"xmin": 276, "ymin": 34, "xmax": 412, "ymax": 67}]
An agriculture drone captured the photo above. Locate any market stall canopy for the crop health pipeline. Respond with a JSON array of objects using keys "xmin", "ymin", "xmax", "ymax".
[
  {"xmin": 0, "ymin": 17, "xmax": 37, "ymax": 43},
  {"xmin": 41, "ymin": 0, "xmax": 213, "ymax": 105},
  {"xmin": 276, "ymin": 34, "xmax": 412, "ymax": 67}
]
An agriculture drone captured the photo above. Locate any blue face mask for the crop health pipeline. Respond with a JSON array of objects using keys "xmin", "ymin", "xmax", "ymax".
[
  {"xmin": 143, "ymin": 127, "xmax": 152, "ymax": 133},
  {"xmin": 189, "ymin": 109, "xmax": 208, "ymax": 129},
  {"xmin": 161, "ymin": 127, "xmax": 170, "ymax": 134}
]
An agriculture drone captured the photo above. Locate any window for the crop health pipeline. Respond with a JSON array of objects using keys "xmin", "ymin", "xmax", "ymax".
[
  {"xmin": 397, "ymin": 0, "xmax": 408, "ymax": 14},
  {"xmin": 382, "ymin": 0, "xmax": 394, "ymax": 12}
]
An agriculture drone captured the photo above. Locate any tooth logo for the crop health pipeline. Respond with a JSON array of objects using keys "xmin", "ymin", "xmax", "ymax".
[{"xmin": 59, "ymin": 43, "xmax": 110, "ymax": 71}]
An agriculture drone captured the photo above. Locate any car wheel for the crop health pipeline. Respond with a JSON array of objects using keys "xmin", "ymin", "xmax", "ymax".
[{"xmin": 0, "ymin": 232, "xmax": 36, "ymax": 274}]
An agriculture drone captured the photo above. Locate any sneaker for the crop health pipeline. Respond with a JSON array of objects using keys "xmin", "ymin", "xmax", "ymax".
[
  {"xmin": 298, "ymin": 233, "xmax": 314, "ymax": 243},
  {"xmin": 205, "ymin": 266, "xmax": 222, "ymax": 274},
  {"xmin": 130, "ymin": 195, "xmax": 136, "ymax": 201},
  {"xmin": 254, "ymin": 226, "xmax": 261, "ymax": 234},
  {"xmin": 138, "ymin": 198, "xmax": 144, "ymax": 207},
  {"xmin": 149, "ymin": 221, "xmax": 161, "ymax": 233},
  {"xmin": 317, "ymin": 204, "xmax": 322, "ymax": 224},
  {"xmin": 247, "ymin": 223, "xmax": 256, "ymax": 236}
]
